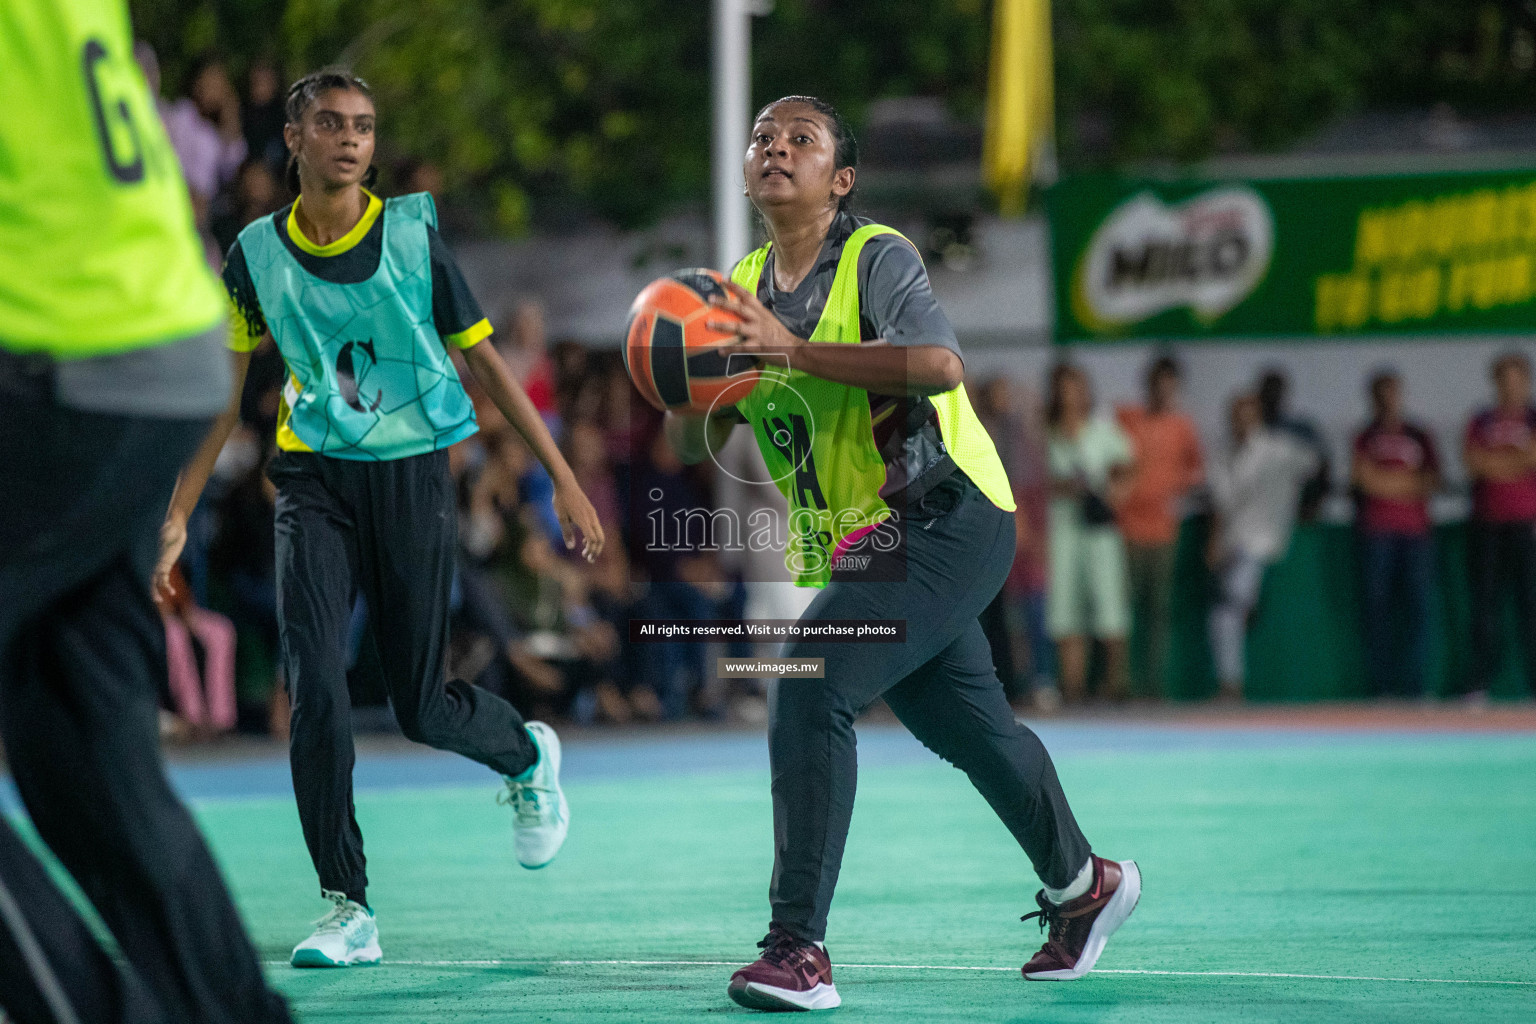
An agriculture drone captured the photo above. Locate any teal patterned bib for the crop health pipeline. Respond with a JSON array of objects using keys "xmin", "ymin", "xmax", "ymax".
[{"xmin": 238, "ymin": 193, "xmax": 477, "ymax": 460}]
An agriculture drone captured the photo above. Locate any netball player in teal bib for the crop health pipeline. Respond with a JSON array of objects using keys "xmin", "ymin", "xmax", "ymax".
[{"xmin": 155, "ymin": 70, "xmax": 603, "ymax": 968}]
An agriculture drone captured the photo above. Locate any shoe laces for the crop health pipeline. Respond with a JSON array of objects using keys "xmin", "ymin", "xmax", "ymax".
[
  {"xmin": 756, "ymin": 926, "xmax": 811, "ymax": 969},
  {"xmin": 498, "ymin": 778, "xmax": 550, "ymax": 826},
  {"xmin": 1021, "ymin": 892, "xmax": 1069, "ymax": 951},
  {"xmin": 312, "ymin": 891, "xmax": 364, "ymax": 934}
]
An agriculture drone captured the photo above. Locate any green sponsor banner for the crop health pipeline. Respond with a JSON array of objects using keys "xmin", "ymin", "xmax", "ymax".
[{"xmin": 1048, "ymin": 168, "xmax": 1536, "ymax": 342}]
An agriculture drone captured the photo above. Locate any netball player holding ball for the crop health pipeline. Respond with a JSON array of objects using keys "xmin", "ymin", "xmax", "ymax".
[{"xmin": 662, "ymin": 96, "xmax": 1140, "ymax": 1011}]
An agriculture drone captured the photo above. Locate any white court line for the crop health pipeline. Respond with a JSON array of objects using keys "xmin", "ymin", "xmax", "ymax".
[
  {"xmin": 262, "ymin": 958, "xmax": 1536, "ymax": 987},
  {"xmin": 1093, "ymin": 969, "xmax": 1536, "ymax": 987}
]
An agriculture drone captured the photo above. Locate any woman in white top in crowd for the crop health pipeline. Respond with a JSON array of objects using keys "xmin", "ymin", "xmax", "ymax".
[
  {"xmin": 1207, "ymin": 391, "xmax": 1322, "ymax": 700},
  {"xmin": 1045, "ymin": 363, "xmax": 1135, "ymax": 703}
]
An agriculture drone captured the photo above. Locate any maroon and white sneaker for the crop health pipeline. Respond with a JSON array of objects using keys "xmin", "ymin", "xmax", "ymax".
[
  {"xmin": 727, "ymin": 926, "xmax": 841, "ymax": 1011},
  {"xmin": 1021, "ymin": 855, "xmax": 1141, "ymax": 981}
]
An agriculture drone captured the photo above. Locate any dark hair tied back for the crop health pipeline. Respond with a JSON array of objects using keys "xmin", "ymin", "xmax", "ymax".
[
  {"xmin": 755, "ymin": 95, "xmax": 858, "ymax": 212},
  {"xmin": 283, "ymin": 68, "xmax": 377, "ymax": 195}
]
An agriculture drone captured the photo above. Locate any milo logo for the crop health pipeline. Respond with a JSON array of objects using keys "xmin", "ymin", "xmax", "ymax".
[{"xmin": 1074, "ymin": 186, "xmax": 1274, "ymax": 330}]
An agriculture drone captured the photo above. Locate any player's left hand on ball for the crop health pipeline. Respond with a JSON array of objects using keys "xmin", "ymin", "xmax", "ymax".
[
  {"xmin": 705, "ymin": 281, "xmax": 802, "ymax": 356},
  {"xmin": 554, "ymin": 479, "xmax": 605, "ymax": 562}
]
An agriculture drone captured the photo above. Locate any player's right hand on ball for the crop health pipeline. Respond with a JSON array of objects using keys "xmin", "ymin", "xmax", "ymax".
[{"xmin": 153, "ymin": 516, "xmax": 188, "ymax": 604}]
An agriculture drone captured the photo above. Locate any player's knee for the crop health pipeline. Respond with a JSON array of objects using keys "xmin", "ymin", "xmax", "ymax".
[
  {"xmin": 395, "ymin": 705, "xmax": 452, "ymax": 747},
  {"xmin": 394, "ymin": 708, "xmax": 429, "ymax": 744},
  {"xmin": 771, "ymin": 674, "xmax": 853, "ymax": 721},
  {"xmin": 768, "ymin": 682, "xmax": 858, "ymax": 763}
]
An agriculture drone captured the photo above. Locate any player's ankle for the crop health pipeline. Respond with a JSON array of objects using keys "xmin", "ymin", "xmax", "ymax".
[{"xmin": 1043, "ymin": 857, "xmax": 1094, "ymax": 905}]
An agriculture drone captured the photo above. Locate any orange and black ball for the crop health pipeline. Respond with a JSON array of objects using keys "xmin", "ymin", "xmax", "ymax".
[{"xmin": 624, "ymin": 269, "xmax": 761, "ymax": 414}]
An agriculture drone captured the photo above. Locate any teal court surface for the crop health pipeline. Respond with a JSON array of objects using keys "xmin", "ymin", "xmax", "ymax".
[{"xmin": 5, "ymin": 708, "xmax": 1535, "ymax": 1023}]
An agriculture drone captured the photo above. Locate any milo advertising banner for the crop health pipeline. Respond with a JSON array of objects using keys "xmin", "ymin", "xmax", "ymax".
[{"xmin": 1048, "ymin": 168, "xmax": 1536, "ymax": 342}]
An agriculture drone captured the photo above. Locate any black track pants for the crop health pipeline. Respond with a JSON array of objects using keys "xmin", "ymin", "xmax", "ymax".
[
  {"xmin": 767, "ymin": 474, "xmax": 1092, "ymax": 942},
  {"xmin": 270, "ymin": 450, "xmax": 538, "ymax": 903},
  {"xmin": 1466, "ymin": 519, "xmax": 1536, "ymax": 695},
  {"xmin": 0, "ymin": 365, "xmax": 291, "ymax": 1024}
]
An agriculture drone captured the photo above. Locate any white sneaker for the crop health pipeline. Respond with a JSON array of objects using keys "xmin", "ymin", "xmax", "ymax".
[
  {"xmin": 500, "ymin": 721, "xmax": 569, "ymax": 868},
  {"xmin": 290, "ymin": 890, "xmax": 382, "ymax": 968}
]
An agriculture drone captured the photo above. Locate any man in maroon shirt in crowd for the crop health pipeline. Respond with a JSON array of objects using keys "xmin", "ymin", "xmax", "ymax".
[
  {"xmin": 1462, "ymin": 352, "xmax": 1536, "ymax": 701},
  {"xmin": 1352, "ymin": 370, "xmax": 1440, "ymax": 698}
]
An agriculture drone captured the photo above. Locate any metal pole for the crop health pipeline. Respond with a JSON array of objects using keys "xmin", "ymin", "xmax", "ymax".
[{"xmin": 712, "ymin": 0, "xmax": 751, "ymax": 269}]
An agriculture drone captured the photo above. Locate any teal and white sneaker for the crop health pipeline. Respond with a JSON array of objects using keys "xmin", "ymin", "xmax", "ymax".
[
  {"xmin": 290, "ymin": 890, "xmax": 382, "ymax": 968},
  {"xmin": 500, "ymin": 721, "xmax": 569, "ymax": 868}
]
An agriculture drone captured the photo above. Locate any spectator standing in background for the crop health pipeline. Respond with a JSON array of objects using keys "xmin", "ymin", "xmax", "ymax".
[
  {"xmin": 973, "ymin": 375, "xmax": 1026, "ymax": 696},
  {"xmin": 1046, "ymin": 363, "xmax": 1134, "ymax": 703},
  {"xmin": 1116, "ymin": 354, "xmax": 1203, "ymax": 699},
  {"xmin": 242, "ymin": 57, "xmax": 288, "ymax": 171},
  {"xmin": 1009, "ymin": 379, "xmax": 1059, "ymax": 707},
  {"xmin": 152, "ymin": 52, "xmax": 248, "ymax": 235},
  {"xmin": 211, "ymin": 157, "xmax": 284, "ymax": 254},
  {"xmin": 1352, "ymin": 370, "xmax": 1440, "ymax": 699},
  {"xmin": 975, "ymin": 374, "xmax": 1057, "ymax": 707},
  {"xmin": 1208, "ymin": 393, "xmax": 1321, "ymax": 701},
  {"xmin": 1258, "ymin": 368, "xmax": 1331, "ymax": 524},
  {"xmin": 499, "ymin": 300, "xmax": 559, "ymax": 431},
  {"xmin": 1462, "ymin": 352, "xmax": 1536, "ymax": 702}
]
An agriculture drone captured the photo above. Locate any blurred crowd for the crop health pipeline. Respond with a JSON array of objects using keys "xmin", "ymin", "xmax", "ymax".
[{"xmin": 976, "ymin": 350, "xmax": 1536, "ymax": 712}]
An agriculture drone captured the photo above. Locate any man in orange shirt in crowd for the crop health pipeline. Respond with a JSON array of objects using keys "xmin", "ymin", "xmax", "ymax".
[{"xmin": 1116, "ymin": 355, "xmax": 1204, "ymax": 699}]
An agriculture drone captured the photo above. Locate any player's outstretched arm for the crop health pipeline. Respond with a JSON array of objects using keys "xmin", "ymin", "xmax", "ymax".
[
  {"xmin": 462, "ymin": 340, "xmax": 605, "ymax": 562},
  {"xmin": 154, "ymin": 347, "xmax": 253, "ymax": 601}
]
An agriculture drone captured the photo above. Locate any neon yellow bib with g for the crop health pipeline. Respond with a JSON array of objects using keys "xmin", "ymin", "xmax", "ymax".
[
  {"xmin": 0, "ymin": 0, "xmax": 224, "ymax": 356},
  {"xmin": 731, "ymin": 224, "xmax": 1015, "ymax": 587}
]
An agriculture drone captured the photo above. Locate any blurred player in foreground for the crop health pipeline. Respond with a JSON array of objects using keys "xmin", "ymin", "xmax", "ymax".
[
  {"xmin": 0, "ymin": 2, "xmax": 293, "ymax": 1022},
  {"xmin": 154, "ymin": 68, "xmax": 604, "ymax": 968},
  {"xmin": 667, "ymin": 95, "xmax": 1141, "ymax": 1012}
]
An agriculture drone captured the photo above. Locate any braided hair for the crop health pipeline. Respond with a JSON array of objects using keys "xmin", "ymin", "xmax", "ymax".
[{"xmin": 283, "ymin": 68, "xmax": 377, "ymax": 194}]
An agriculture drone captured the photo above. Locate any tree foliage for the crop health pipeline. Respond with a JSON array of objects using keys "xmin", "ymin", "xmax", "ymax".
[
  {"xmin": 129, "ymin": 0, "xmax": 1536, "ymax": 232},
  {"xmin": 1053, "ymin": 0, "xmax": 1536, "ymax": 165},
  {"xmin": 282, "ymin": 0, "xmax": 715, "ymax": 231}
]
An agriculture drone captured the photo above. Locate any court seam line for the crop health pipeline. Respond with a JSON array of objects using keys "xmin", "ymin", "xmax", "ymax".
[{"xmin": 261, "ymin": 958, "xmax": 1536, "ymax": 986}]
